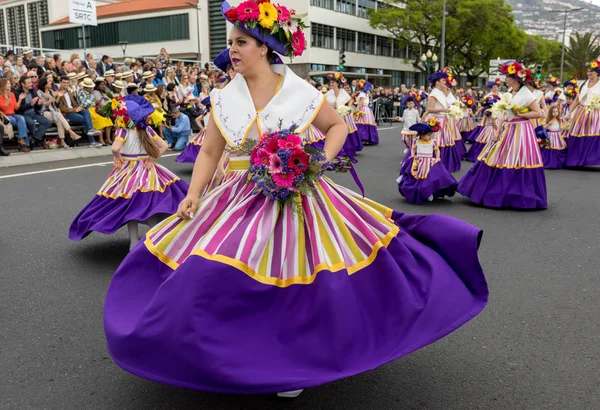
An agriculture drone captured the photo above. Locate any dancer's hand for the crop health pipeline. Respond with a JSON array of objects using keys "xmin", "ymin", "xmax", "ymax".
[
  {"xmin": 113, "ymin": 156, "xmax": 123, "ymax": 169},
  {"xmin": 143, "ymin": 158, "xmax": 154, "ymax": 170},
  {"xmin": 177, "ymin": 195, "xmax": 199, "ymax": 220}
]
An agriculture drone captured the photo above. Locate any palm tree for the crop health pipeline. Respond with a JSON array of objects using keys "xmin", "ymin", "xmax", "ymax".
[{"xmin": 565, "ymin": 32, "xmax": 600, "ymax": 78}]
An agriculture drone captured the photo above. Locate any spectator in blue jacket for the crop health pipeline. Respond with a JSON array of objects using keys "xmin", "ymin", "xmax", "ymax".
[
  {"xmin": 163, "ymin": 106, "xmax": 190, "ymax": 151},
  {"xmin": 14, "ymin": 75, "xmax": 51, "ymax": 147}
]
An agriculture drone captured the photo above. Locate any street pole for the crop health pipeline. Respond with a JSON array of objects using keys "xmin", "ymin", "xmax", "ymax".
[
  {"xmin": 441, "ymin": 0, "xmax": 446, "ymax": 68},
  {"xmin": 82, "ymin": 24, "xmax": 87, "ymax": 56},
  {"xmin": 186, "ymin": 1, "xmax": 201, "ymax": 61},
  {"xmin": 550, "ymin": 6, "xmax": 583, "ymax": 83}
]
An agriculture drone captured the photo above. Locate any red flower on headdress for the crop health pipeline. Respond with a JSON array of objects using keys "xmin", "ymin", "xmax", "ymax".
[
  {"xmin": 236, "ymin": 1, "xmax": 260, "ymax": 22},
  {"xmin": 224, "ymin": 7, "xmax": 238, "ymax": 21},
  {"xmin": 291, "ymin": 30, "xmax": 306, "ymax": 57}
]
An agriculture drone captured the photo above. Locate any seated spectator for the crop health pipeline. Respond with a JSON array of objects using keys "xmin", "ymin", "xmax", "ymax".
[
  {"xmin": 14, "ymin": 75, "xmax": 51, "ymax": 148},
  {"xmin": 58, "ymin": 61, "xmax": 69, "ymax": 76},
  {"xmin": 37, "ymin": 75, "xmax": 81, "ymax": 148},
  {"xmin": 35, "ymin": 56, "xmax": 46, "ymax": 74},
  {"xmin": 57, "ymin": 75, "xmax": 101, "ymax": 147},
  {"xmin": 27, "ymin": 63, "xmax": 38, "ymax": 76},
  {"xmin": 67, "ymin": 53, "xmax": 80, "ymax": 72},
  {"xmin": 11, "ymin": 56, "xmax": 26, "ymax": 77},
  {"xmin": 112, "ymin": 79, "xmax": 126, "ymax": 97},
  {"xmin": 162, "ymin": 68, "xmax": 178, "ymax": 86},
  {"xmin": 163, "ymin": 107, "xmax": 190, "ymax": 151},
  {"xmin": 23, "ymin": 49, "xmax": 34, "ymax": 67},
  {"xmin": 0, "ymin": 78, "xmax": 29, "ymax": 151},
  {"xmin": 27, "ymin": 70, "xmax": 39, "ymax": 92},
  {"xmin": 126, "ymin": 82, "xmax": 139, "ymax": 95},
  {"xmin": 92, "ymin": 77, "xmax": 113, "ymax": 144},
  {"xmin": 139, "ymin": 71, "xmax": 154, "ymax": 95},
  {"xmin": 2, "ymin": 64, "xmax": 10, "ymax": 78},
  {"xmin": 165, "ymin": 83, "xmax": 181, "ymax": 112},
  {"xmin": 144, "ymin": 84, "xmax": 166, "ymax": 139},
  {"xmin": 104, "ymin": 69, "xmax": 115, "ymax": 89},
  {"xmin": 79, "ymin": 78, "xmax": 112, "ymax": 145},
  {"xmin": 0, "ymin": 121, "xmax": 8, "ymax": 156},
  {"xmin": 120, "ymin": 71, "xmax": 134, "ymax": 85}
]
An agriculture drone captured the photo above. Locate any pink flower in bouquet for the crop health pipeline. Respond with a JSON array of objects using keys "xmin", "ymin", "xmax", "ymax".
[
  {"xmin": 253, "ymin": 148, "xmax": 271, "ymax": 166},
  {"xmin": 289, "ymin": 148, "xmax": 310, "ymax": 174},
  {"xmin": 273, "ymin": 172, "xmax": 295, "ymax": 188},
  {"xmin": 278, "ymin": 134, "xmax": 302, "ymax": 149},
  {"xmin": 236, "ymin": 1, "xmax": 260, "ymax": 22},
  {"xmin": 265, "ymin": 137, "xmax": 280, "ymax": 154},
  {"xmin": 269, "ymin": 154, "xmax": 283, "ymax": 174}
]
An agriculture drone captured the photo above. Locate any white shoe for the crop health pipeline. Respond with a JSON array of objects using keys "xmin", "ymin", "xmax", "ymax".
[
  {"xmin": 428, "ymin": 195, "xmax": 434, "ymax": 202},
  {"xmin": 90, "ymin": 142, "xmax": 102, "ymax": 148},
  {"xmin": 277, "ymin": 389, "xmax": 304, "ymax": 398},
  {"xmin": 396, "ymin": 175, "xmax": 403, "ymax": 184},
  {"xmin": 88, "ymin": 128, "xmax": 101, "ymax": 136}
]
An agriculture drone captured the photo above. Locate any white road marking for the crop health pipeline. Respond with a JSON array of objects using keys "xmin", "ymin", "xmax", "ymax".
[
  {"xmin": 0, "ymin": 154, "xmax": 179, "ymax": 180},
  {"xmin": 378, "ymin": 126, "xmax": 401, "ymax": 131}
]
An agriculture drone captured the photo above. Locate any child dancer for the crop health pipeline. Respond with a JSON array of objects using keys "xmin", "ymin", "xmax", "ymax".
[
  {"xmin": 397, "ymin": 119, "xmax": 457, "ymax": 204},
  {"xmin": 541, "ymin": 104, "xmax": 567, "ymax": 169},
  {"xmin": 69, "ymin": 95, "xmax": 189, "ymax": 249},
  {"xmin": 354, "ymin": 79, "xmax": 379, "ymax": 145},
  {"xmin": 464, "ymin": 98, "xmax": 498, "ymax": 162},
  {"xmin": 458, "ymin": 95, "xmax": 476, "ymax": 133}
]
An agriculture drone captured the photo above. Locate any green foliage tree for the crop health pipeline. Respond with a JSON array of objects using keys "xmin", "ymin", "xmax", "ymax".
[
  {"xmin": 520, "ymin": 35, "xmax": 563, "ymax": 78},
  {"xmin": 565, "ymin": 32, "xmax": 600, "ymax": 79},
  {"xmin": 368, "ymin": 0, "xmax": 526, "ymax": 82}
]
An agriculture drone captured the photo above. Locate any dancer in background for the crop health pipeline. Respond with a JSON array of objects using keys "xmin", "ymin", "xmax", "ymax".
[
  {"xmin": 354, "ymin": 79, "xmax": 379, "ymax": 145},
  {"xmin": 565, "ymin": 57, "xmax": 600, "ymax": 167},
  {"xmin": 69, "ymin": 95, "xmax": 188, "ymax": 249},
  {"xmin": 458, "ymin": 60, "xmax": 547, "ymax": 209},
  {"xmin": 541, "ymin": 104, "xmax": 567, "ymax": 169},
  {"xmin": 458, "ymin": 95, "xmax": 476, "ymax": 134},
  {"xmin": 397, "ymin": 119, "xmax": 457, "ymax": 204},
  {"xmin": 104, "ymin": 1, "xmax": 488, "ymax": 397},
  {"xmin": 423, "ymin": 70, "xmax": 461, "ymax": 172},
  {"xmin": 444, "ymin": 70, "xmax": 466, "ymax": 159},
  {"xmin": 464, "ymin": 97, "xmax": 498, "ymax": 163},
  {"xmin": 545, "ymin": 77, "xmax": 565, "ymax": 105},
  {"xmin": 325, "ymin": 72, "xmax": 363, "ymax": 156}
]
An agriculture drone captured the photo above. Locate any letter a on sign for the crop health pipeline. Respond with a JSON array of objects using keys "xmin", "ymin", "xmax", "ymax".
[{"xmin": 69, "ymin": 0, "xmax": 98, "ymax": 26}]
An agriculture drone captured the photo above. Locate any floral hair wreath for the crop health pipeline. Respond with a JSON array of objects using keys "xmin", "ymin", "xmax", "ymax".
[
  {"xmin": 223, "ymin": 0, "xmax": 308, "ymax": 58},
  {"xmin": 427, "ymin": 117, "xmax": 441, "ymax": 132},
  {"xmin": 461, "ymin": 96, "xmax": 474, "ymax": 107},
  {"xmin": 565, "ymin": 89, "xmax": 578, "ymax": 99},
  {"xmin": 499, "ymin": 61, "xmax": 527, "ymax": 80},
  {"xmin": 546, "ymin": 77, "xmax": 560, "ymax": 87},
  {"xmin": 587, "ymin": 57, "xmax": 600, "ymax": 72},
  {"xmin": 440, "ymin": 67, "xmax": 457, "ymax": 87},
  {"xmin": 327, "ymin": 72, "xmax": 347, "ymax": 86}
]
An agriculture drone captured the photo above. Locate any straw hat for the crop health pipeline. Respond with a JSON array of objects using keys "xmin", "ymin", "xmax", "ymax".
[
  {"xmin": 144, "ymin": 84, "xmax": 157, "ymax": 93},
  {"xmin": 126, "ymin": 82, "xmax": 138, "ymax": 89},
  {"xmin": 94, "ymin": 76, "xmax": 105, "ymax": 83},
  {"xmin": 142, "ymin": 71, "xmax": 153, "ymax": 79},
  {"xmin": 67, "ymin": 72, "xmax": 77, "ymax": 79},
  {"xmin": 23, "ymin": 48, "xmax": 33, "ymax": 55},
  {"xmin": 80, "ymin": 78, "xmax": 95, "ymax": 89},
  {"xmin": 75, "ymin": 72, "xmax": 87, "ymax": 80},
  {"xmin": 121, "ymin": 71, "xmax": 133, "ymax": 79},
  {"xmin": 113, "ymin": 80, "xmax": 125, "ymax": 89},
  {"xmin": 104, "ymin": 69, "xmax": 115, "ymax": 77}
]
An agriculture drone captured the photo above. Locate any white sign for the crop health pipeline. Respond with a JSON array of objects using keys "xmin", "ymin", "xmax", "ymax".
[
  {"xmin": 488, "ymin": 75, "xmax": 506, "ymax": 82},
  {"xmin": 69, "ymin": 0, "xmax": 97, "ymax": 26}
]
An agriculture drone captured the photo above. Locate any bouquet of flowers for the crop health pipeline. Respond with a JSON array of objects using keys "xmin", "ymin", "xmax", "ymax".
[
  {"xmin": 490, "ymin": 92, "xmax": 530, "ymax": 118},
  {"xmin": 354, "ymin": 110, "xmax": 366, "ymax": 118},
  {"xmin": 97, "ymin": 92, "xmax": 116, "ymax": 118},
  {"xmin": 249, "ymin": 125, "xmax": 327, "ymax": 213},
  {"xmin": 337, "ymin": 105, "xmax": 351, "ymax": 116},
  {"xmin": 447, "ymin": 103, "xmax": 463, "ymax": 120},
  {"xmin": 585, "ymin": 94, "xmax": 600, "ymax": 112}
]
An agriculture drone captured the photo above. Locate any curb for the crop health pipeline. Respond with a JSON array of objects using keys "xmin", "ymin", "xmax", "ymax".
[{"xmin": 0, "ymin": 146, "xmax": 114, "ymax": 168}]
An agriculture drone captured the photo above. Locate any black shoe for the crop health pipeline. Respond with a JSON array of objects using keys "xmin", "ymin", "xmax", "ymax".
[{"xmin": 0, "ymin": 147, "xmax": 9, "ymax": 156}]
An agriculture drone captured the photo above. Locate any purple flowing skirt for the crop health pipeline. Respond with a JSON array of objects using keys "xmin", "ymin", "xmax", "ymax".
[
  {"xmin": 397, "ymin": 158, "xmax": 458, "ymax": 204},
  {"xmin": 565, "ymin": 135, "xmax": 600, "ymax": 167},
  {"xmin": 344, "ymin": 130, "xmax": 364, "ymax": 156},
  {"xmin": 175, "ymin": 144, "xmax": 200, "ymax": 163},
  {"xmin": 464, "ymin": 142, "xmax": 486, "ymax": 162},
  {"xmin": 455, "ymin": 138, "xmax": 466, "ymax": 159},
  {"xmin": 462, "ymin": 126, "xmax": 482, "ymax": 143},
  {"xmin": 541, "ymin": 147, "xmax": 567, "ymax": 169},
  {"xmin": 357, "ymin": 124, "xmax": 379, "ymax": 145},
  {"xmin": 439, "ymin": 145, "xmax": 462, "ymax": 172},
  {"xmin": 457, "ymin": 162, "xmax": 547, "ymax": 209},
  {"xmin": 104, "ymin": 210, "xmax": 487, "ymax": 394},
  {"xmin": 69, "ymin": 180, "xmax": 189, "ymax": 240}
]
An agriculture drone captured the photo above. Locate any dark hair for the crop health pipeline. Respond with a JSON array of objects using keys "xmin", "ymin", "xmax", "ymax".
[
  {"xmin": 28, "ymin": 62, "xmax": 38, "ymax": 70},
  {"xmin": 254, "ymin": 39, "xmax": 275, "ymax": 61},
  {"xmin": 53, "ymin": 53, "xmax": 61, "ymax": 61},
  {"xmin": 19, "ymin": 75, "xmax": 30, "ymax": 86},
  {"xmin": 60, "ymin": 75, "xmax": 69, "ymax": 83},
  {"xmin": 102, "ymin": 55, "xmax": 109, "ymax": 62},
  {"xmin": 166, "ymin": 83, "xmax": 176, "ymax": 92},
  {"xmin": 37, "ymin": 76, "xmax": 51, "ymax": 91}
]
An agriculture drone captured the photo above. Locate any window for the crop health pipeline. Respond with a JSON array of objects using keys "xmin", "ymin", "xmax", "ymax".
[
  {"xmin": 393, "ymin": 42, "xmax": 406, "ymax": 58},
  {"xmin": 311, "ymin": 23, "xmax": 334, "ymax": 49},
  {"xmin": 376, "ymin": 36, "xmax": 392, "ymax": 57},
  {"xmin": 42, "ymin": 14, "xmax": 190, "ymax": 49},
  {"xmin": 355, "ymin": 67, "xmax": 367, "ymax": 74},
  {"xmin": 405, "ymin": 72, "xmax": 415, "ymax": 86},
  {"xmin": 337, "ymin": 28, "xmax": 356, "ymax": 53},
  {"xmin": 357, "ymin": 0, "xmax": 376, "ymax": 18},
  {"xmin": 28, "ymin": 1, "xmax": 49, "ymax": 48},
  {"xmin": 310, "ymin": 64, "xmax": 326, "ymax": 72},
  {"xmin": 0, "ymin": 10, "xmax": 6, "ymax": 47},
  {"xmin": 357, "ymin": 32, "xmax": 374, "ymax": 54},
  {"xmin": 311, "ymin": 0, "xmax": 334, "ymax": 10},
  {"xmin": 337, "ymin": 0, "xmax": 356, "ymax": 16},
  {"xmin": 376, "ymin": 1, "xmax": 387, "ymax": 10},
  {"xmin": 392, "ymin": 71, "xmax": 402, "ymax": 87},
  {"xmin": 7, "ymin": 5, "xmax": 27, "ymax": 47}
]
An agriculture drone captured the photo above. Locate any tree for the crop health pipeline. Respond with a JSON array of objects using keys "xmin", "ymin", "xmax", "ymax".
[
  {"xmin": 368, "ymin": 0, "xmax": 526, "ymax": 82},
  {"xmin": 565, "ymin": 32, "xmax": 600, "ymax": 79},
  {"xmin": 520, "ymin": 35, "xmax": 563, "ymax": 78}
]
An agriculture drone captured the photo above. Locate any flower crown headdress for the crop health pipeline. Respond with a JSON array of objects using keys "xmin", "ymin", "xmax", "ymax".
[
  {"xmin": 499, "ymin": 61, "xmax": 526, "ymax": 80},
  {"xmin": 461, "ymin": 96, "xmax": 474, "ymax": 107},
  {"xmin": 587, "ymin": 57, "xmax": 600, "ymax": 73},
  {"xmin": 441, "ymin": 67, "xmax": 456, "ymax": 87},
  {"xmin": 222, "ymin": 0, "xmax": 308, "ymax": 58},
  {"xmin": 427, "ymin": 117, "xmax": 441, "ymax": 132},
  {"xmin": 546, "ymin": 77, "xmax": 560, "ymax": 87},
  {"xmin": 565, "ymin": 89, "xmax": 578, "ymax": 99},
  {"xmin": 327, "ymin": 72, "xmax": 346, "ymax": 86}
]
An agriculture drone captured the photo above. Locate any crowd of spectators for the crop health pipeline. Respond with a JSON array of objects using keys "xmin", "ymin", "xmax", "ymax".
[{"xmin": 0, "ymin": 47, "xmax": 229, "ymax": 156}]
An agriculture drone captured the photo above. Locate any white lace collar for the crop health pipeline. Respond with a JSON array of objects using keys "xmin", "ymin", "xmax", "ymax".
[{"xmin": 211, "ymin": 65, "xmax": 325, "ymax": 147}]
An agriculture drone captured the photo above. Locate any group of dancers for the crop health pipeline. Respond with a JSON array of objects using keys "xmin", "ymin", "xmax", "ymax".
[
  {"xmin": 396, "ymin": 60, "xmax": 600, "ymax": 209},
  {"xmin": 67, "ymin": 0, "xmax": 489, "ymax": 398}
]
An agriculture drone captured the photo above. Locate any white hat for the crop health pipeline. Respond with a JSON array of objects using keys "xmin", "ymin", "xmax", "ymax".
[
  {"xmin": 104, "ymin": 69, "xmax": 115, "ymax": 77},
  {"xmin": 113, "ymin": 80, "xmax": 125, "ymax": 89},
  {"xmin": 142, "ymin": 71, "xmax": 153, "ymax": 79},
  {"xmin": 144, "ymin": 84, "xmax": 157, "ymax": 92},
  {"xmin": 67, "ymin": 72, "xmax": 77, "ymax": 79},
  {"xmin": 121, "ymin": 71, "xmax": 133, "ymax": 79},
  {"xmin": 80, "ymin": 78, "xmax": 95, "ymax": 89},
  {"xmin": 23, "ymin": 48, "xmax": 33, "ymax": 55}
]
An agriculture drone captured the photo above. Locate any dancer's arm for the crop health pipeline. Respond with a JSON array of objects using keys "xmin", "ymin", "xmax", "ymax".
[
  {"xmin": 177, "ymin": 116, "xmax": 226, "ymax": 220},
  {"xmin": 111, "ymin": 138, "xmax": 124, "ymax": 169},
  {"xmin": 312, "ymin": 101, "xmax": 348, "ymax": 161},
  {"xmin": 515, "ymin": 99, "xmax": 543, "ymax": 119},
  {"xmin": 425, "ymin": 96, "xmax": 447, "ymax": 114}
]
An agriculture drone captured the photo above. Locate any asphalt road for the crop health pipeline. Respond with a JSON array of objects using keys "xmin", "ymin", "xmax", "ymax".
[{"xmin": 1, "ymin": 127, "xmax": 599, "ymax": 410}]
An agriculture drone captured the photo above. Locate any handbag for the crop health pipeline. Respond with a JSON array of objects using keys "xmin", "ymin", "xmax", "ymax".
[{"xmin": 0, "ymin": 113, "xmax": 13, "ymax": 139}]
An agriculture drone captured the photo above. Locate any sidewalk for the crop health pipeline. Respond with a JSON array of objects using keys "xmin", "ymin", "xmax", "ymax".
[{"xmin": 0, "ymin": 145, "xmax": 113, "ymax": 168}]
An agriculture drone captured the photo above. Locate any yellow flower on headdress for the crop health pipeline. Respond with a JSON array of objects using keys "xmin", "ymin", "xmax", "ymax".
[
  {"xmin": 507, "ymin": 65, "xmax": 516, "ymax": 74},
  {"xmin": 429, "ymin": 118, "xmax": 437, "ymax": 127},
  {"xmin": 591, "ymin": 62, "xmax": 598, "ymax": 69},
  {"xmin": 258, "ymin": 2, "xmax": 278, "ymax": 29},
  {"xmin": 334, "ymin": 73, "xmax": 340, "ymax": 79}
]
